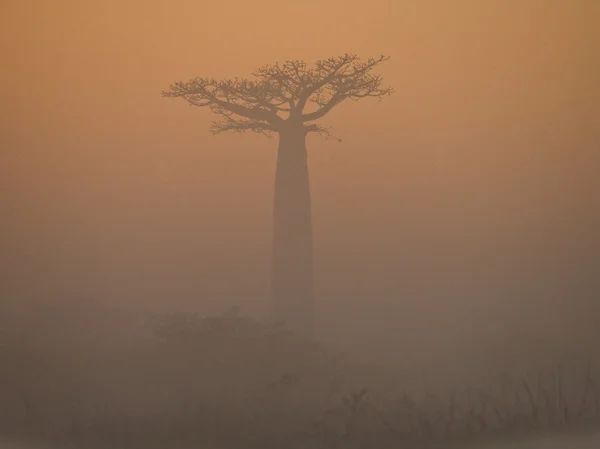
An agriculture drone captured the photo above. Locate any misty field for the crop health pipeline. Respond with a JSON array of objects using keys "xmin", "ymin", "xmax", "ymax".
[{"xmin": 1, "ymin": 301, "xmax": 599, "ymax": 449}]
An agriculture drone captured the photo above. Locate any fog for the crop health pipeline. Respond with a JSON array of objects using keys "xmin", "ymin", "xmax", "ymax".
[{"xmin": 1, "ymin": 0, "xmax": 599, "ymax": 447}]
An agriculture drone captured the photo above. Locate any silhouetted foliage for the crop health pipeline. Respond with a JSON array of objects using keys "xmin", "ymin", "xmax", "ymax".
[{"xmin": 2, "ymin": 305, "xmax": 599, "ymax": 449}]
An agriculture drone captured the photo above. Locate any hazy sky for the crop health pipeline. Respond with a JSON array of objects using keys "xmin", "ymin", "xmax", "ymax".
[{"xmin": 1, "ymin": 0, "xmax": 598, "ymax": 347}]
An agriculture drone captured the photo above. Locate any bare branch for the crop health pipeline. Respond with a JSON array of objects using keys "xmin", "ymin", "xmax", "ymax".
[
  {"xmin": 211, "ymin": 112, "xmax": 277, "ymax": 137},
  {"xmin": 291, "ymin": 54, "xmax": 360, "ymax": 116},
  {"xmin": 162, "ymin": 54, "xmax": 392, "ymax": 137},
  {"xmin": 300, "ymin": 55, "xmax": 394, "ymax": 122},
  {"xmin": 252, "ymin": 60, "xmax": 308, "ymax": 109},
  {"xmin": 162, "ymin": 77, "xmax": 286, "ymax": 126},
  {"xmin": 305, "ymin": 123, "xmax": 342, "ymax": 142}
]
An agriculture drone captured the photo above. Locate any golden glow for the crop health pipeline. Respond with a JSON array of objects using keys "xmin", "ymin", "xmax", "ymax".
[{"xmin": 1, "ymin": 0, "xmax": 598, "ymax": 342}]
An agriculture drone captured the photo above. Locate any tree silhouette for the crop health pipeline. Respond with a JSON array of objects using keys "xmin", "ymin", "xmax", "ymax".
[{"xmin": 163, "ymin": 54, "xmax": 393, "ymax": 339}]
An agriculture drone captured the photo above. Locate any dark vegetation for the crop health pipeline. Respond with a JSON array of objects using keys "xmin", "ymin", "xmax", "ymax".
[{"xmin": 1, "ymin": 300, "xmax": 599, "ymax": 448}]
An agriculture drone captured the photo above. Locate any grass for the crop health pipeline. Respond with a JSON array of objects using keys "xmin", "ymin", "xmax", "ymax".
[{"xmin": 1, "ymin": 306, "xmax": 599, "ymax": 449}]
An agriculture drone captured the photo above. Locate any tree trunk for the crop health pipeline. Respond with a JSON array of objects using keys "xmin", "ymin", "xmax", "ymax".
[{"xmin": 271, "ymin": 126, "xmax": 315, "ymax": 339}]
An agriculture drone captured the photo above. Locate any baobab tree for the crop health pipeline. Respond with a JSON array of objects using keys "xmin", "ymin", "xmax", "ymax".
[{"xmin": 162, "ymin": 54, "xmax": 393, "ymax": 339}]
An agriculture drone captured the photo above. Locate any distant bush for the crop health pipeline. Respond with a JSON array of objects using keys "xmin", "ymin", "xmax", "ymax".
[{"xmin": 1, "ymin": 304, "xmax": 599, "ymax": 449}]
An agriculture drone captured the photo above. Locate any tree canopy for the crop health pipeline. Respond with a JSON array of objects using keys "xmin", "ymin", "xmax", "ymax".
[{"xmin": 162, "ymin": 54, "xmax": 393, "ymax": 139}]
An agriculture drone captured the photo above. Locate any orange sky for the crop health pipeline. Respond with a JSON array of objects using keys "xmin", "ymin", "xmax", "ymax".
[{"xmin": 1, "ymin": 0, "xmax": 598, "ymax": 345}]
